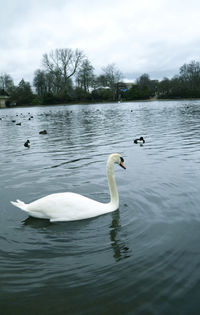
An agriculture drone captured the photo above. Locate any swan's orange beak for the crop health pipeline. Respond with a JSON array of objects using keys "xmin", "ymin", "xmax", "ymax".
[{"xmin": 120, "ymin": 161, "xmax": 126, "ymax": 169}]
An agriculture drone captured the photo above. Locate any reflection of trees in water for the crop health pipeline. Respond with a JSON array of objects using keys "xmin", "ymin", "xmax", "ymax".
[{"xmin": 110, "ymin": 210, "xmax": 130, "ymax": 262}]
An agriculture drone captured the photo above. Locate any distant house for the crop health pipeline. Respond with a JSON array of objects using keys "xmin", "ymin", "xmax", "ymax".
[{"xmin": 0, "ymin": 89, "xmax": 9, "ymax": 108}]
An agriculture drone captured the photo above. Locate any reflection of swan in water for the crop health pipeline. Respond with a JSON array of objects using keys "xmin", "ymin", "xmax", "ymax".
[
  {"xmin": 23, "ymin": 216, "xmax": 51, "ymax": 228},
  {"xmin": 22, "ymin": 216, "xmax": 91, "ymax": 233},
  {"xmin": 110, "ymin": 210, "xmax": 130, "ymax": 262}
]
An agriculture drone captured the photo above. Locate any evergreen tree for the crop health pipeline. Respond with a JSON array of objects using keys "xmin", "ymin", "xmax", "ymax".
[{"xmin": 12, "ymin": 79, "xmax": 34, "ymax": 105}]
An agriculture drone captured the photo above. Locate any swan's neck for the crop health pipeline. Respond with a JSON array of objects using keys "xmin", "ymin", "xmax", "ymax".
[{"xmin": 107, "ymin": 161, "xmax": 119, "ymax": 209}]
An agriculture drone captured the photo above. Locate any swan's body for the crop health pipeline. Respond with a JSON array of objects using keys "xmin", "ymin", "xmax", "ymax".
[{"xmin": 11, "ymin": 153, "xmax": 126, "ymax": 222}]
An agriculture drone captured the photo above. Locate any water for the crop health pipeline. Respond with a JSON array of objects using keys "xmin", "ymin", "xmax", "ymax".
[{"xmin": 0, "ymin": 100, "xmax": 200, "ymax": 314}]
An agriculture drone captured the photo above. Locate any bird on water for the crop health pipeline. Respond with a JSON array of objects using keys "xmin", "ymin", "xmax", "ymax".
[
  {"xmin": 134, "ymin": 137, "xmax": 145, "ymax": 144},
  {"xmin": 11, "ymin": 153, "xmax": 126, "ymax": 222},
  {"xmin": 24, "ymin": 140, "xmax": 30, "ymax": 147}
]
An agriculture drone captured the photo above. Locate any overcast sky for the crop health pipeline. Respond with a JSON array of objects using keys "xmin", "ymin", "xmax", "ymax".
[{"xmin": 1, "ymin": 0, "xmax": 200, "ymax": 84}]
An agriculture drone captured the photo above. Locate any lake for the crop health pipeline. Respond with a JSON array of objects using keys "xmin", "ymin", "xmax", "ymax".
[{"xmin": 0, "ymin": 100, "xmax": 200, "ymax": 314}]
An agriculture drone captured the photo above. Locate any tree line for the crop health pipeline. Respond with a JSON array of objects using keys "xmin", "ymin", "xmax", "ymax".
[{"xmin": 1, "ymin": 48, "xmax": 200, "ymax": 106}]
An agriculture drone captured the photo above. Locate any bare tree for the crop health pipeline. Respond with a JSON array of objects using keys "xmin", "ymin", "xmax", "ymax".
[
  {"xmin": 42, "ymin": 48, "xmax": 84, "ymax": 92},
  {"xmin": 102, "ymin": 64, "xmax": 122, "ymax": 86},
  {"xmin": 0, "ymin": 73, "xmax": 14, "ymax": 91},
  {"xmin": 102, "ymin": 64, "xmax": 122, "ymax": 100}
]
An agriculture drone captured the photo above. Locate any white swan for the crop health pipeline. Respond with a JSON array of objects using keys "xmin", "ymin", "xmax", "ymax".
[{"xmin": 11, "ymin": 153, "xmax": 126, "ymax": 222}]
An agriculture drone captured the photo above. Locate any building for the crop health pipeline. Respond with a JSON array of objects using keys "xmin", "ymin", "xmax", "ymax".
[{"xmin": 0, "ymin": 89, "xmax": 9, "ymax": 108}]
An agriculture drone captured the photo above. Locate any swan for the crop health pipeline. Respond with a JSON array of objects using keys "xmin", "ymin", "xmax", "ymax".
[{"xmin": 11, "ymin": 153, "xmax": 126, "ymax": 222}]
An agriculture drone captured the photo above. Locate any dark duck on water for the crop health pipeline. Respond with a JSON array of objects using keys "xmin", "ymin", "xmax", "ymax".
[
  {"xmin": 24, "ymin": 140, "xmax": 30, "ymax": 147},
  {"xmin": 134, "ymin": 137, "xmax": 145, "ymax": 144},
  {"xmin": 39, "ymin": 130, "xmax": 47, "ymax": 134}
]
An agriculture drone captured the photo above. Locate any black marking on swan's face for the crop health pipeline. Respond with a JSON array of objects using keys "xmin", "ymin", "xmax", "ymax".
[{"xmin": 120, "ymin": 156, "xmax": 126, "ymax": 169}]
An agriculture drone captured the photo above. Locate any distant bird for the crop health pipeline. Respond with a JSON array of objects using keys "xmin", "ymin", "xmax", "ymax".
[
  {"xmin": 16, "ymin": 122, "xmax": 21, "ymax": 126},
  {"xmin": 39, "ymin": 130, "xmax": 47, "ymax": 134},
  {"xmin": 24, "ymin": 140, "xmax": 30, "ymax": 148},
  {"xmin": 134, "ymin": 137, "xmax": 145, "ymax": 144},
  {"xmin": 12, "ymin": 120, "xmax": 16, "ymax": 123}
]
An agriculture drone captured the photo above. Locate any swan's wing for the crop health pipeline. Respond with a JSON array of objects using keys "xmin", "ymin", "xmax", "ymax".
[{"xmin": 26, "ymin": 192, "xmax": 111, "ymax": 221}]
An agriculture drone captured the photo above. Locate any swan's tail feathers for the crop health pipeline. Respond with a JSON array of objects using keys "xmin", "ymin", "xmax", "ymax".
[{"xmin": 10, "ymin": 199, "xmax": 28, "ymax": 212}]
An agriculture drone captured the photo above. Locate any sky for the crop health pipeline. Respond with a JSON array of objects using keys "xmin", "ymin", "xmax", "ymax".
[{"xmin": 1, "ymin": 0, "xmax": 200, "ymax": 85}]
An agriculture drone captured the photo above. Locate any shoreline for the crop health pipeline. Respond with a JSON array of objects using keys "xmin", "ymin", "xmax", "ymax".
[{"xmin": 1, "ymin": 97, "xmax": 200, "ymax": 109}]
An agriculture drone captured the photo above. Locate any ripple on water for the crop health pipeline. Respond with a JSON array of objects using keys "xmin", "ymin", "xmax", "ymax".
[{"xmin": 1, "ymin": 101, "xmax": 200, "ymax": 314}]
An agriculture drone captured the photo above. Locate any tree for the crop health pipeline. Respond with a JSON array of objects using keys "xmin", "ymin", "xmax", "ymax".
[
  {"xmin": 42, "ymin": 48, "xmax": 84, "ymax": 96},
  {"xmin": 136, "ymin": 73, "xmax": 152, "ymax": 98},
  {"xmin": 158, "ymin": 77, "xmax": 171, "ymax": 97},
  {"xmin": 94, "ymin": 74, "xmax": 108, "ymax": 88},
  {"xmin": 91, "ymin": 87, "xmax": 113, "ymax": 101},
  {"xmin": 170, "ymin": 76, "xmax": 183, "ymax": 97},
  {"xmin": 12, "ymin": 79, "xmax": 34, "ymax": 105},
  {"xmin": 179, "ymin": 60, "xmax": 200, "ymax": 83},
  {"xmin": 0, "ymin": 73, "xmax": 14, "ymax": 93},
  {"xmin": 33, "ymin": 69, "xmax": 47, "ymax": 96},
  {"xmin": 137, "ymin": 73, "xmax": 150, "ymax": 87},
  {"xmin": 179, "ymin": 60, "xmax": 200, "ymax": 96},
  {"xmin": 102, "ymin": 64, "xmax": 122, "ymax": 100},
  {"xmin": 76, "ymin": 59, "xmax": 95, "ymax": 93},
  {"xmin": 123, "ymin": 84, "xmax": 142, "ymax": 100},
  {"xmin": 102, "ymin": 63, "xmax": 122, "ymax": 85}
]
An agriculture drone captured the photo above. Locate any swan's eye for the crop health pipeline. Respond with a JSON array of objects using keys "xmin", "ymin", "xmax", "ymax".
[{"xmin": 120, "ymin": 157, "xmax": 124, "ymax": 162}]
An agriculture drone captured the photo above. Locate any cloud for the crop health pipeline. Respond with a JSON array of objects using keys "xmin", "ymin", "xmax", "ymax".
[{"xmin": 1, "ymin": 0, "xmax": 200, "ymax": 84}]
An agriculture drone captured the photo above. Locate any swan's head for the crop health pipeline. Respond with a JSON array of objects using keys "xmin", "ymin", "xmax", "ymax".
[{"xmin": 108, "ymin": 153, "xmax": 126, "ymax": 169}]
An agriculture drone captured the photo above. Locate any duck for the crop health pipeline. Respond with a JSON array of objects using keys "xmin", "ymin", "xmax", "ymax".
[
  {"xmin": 11, "ymin": 153, "xmax": 126, "ymax": 222},
  {"xmin": 134, "ymin": 137, "xmax": 145, "ymax": 144},
  {"xmin": 39, "ymin": 130, "xmax": 47, "ymax": 134},
  {"xmin": 24, "ymin": 140, "xmax": 30, "ymax": 147}
]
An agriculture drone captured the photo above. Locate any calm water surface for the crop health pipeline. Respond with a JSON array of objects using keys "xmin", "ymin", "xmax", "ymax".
[{"xmin": 0, "ymin": 100, "xmax": 200, "ymax": 314}]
